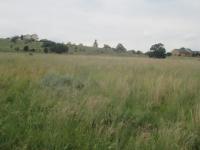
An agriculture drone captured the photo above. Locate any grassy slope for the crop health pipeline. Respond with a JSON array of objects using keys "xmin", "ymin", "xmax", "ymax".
[
  {"xmin": 0, "ymin": 53, "xmax": 200, "ymax": 150},
  {"xmin": 0, "ymin": 38, "xmax": 43, "ymax": 52},
  {"xmin": 0, "ymin": 38, "xmax": 137, "ymax": 56}
]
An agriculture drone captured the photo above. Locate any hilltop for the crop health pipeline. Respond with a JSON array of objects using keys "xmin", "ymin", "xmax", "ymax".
[{"xmin": 0, "ymin": 35, "xmax": 142, "ymax": 56}]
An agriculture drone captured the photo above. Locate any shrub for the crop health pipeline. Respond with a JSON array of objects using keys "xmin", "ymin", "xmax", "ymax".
[
  {"xmin": 44, "ymin": 48, "xmax": 49, "ymax": 53},
  {"xmin": 41, "ymin": 74, "xmax": 85, "ymax": 90},
  {"xmin": 15, "ymin": 47, "xmax": 20, "ymax": 51},
  {"xmin": 115, "ymin": 43, "xmax": 127, "ymax": 52},
  {"xmin": 10, "ymin": 36, "xmax": 19, "ymax": 43},
  {"xmin": 23, "ymin": 46, "xmax": 29, "ymax": 52},
  {"xmin": 42, "ymin": 40, "xmax": 69, "ymax": 54},
  {"xmin": 166, "ymin": 52, "xmax": 172, "ymax": 57}
]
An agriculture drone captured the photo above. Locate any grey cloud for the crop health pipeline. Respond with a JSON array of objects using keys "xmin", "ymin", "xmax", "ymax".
[{"xmin": 0, "ymin": 0, "xmax": 200, "ymax": 51}]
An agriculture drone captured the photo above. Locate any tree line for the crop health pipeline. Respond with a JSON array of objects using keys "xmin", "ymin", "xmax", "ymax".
[{"xmin": 8, "ymin": 35, "xmax": 200, "ymax": 58}]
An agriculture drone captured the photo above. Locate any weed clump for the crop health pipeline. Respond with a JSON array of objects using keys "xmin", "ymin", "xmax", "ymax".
[{"xmin": 41, "ymin": 74, "xmax": 85, "ymax": 90}]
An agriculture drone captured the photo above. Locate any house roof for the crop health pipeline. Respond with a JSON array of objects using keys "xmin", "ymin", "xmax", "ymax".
[{"xmin": 172, "ymin": 48, "xmax": 193, "ymax": 54}]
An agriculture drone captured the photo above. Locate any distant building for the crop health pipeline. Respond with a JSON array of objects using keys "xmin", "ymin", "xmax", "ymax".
[{"xmin": 171, "ymin": 48, "xmax": 193, "ymax": 56}]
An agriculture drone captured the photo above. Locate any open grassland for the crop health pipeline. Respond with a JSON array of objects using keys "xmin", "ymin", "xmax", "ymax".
[{"xmin": 0, "ymin": 53, "xmax": 200, "ymax": 150}]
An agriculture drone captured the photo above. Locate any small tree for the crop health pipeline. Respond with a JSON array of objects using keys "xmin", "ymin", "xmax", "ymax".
[
  {"xmin": 15, "ymin": 47, "xmax": 20, "ymax": 51},
  {"xmin": 115, "ymin": 43, "xmax": 127, "ymax": 52},
  {"xmin": 136, "ymin": 50, "xmax": 143, "ymax": 55},
  {"xmin": 44, "ymin": 48, "xmax": 49, "ymax": 53},
  {"xmin": 23, "ymin": 46, "xmax": 29, "ymax": 52},
  {"xmin": 103, "ymin": 44, "xmax": 111, "ymax": 49},
  {"xmin": 148, "ymin": 43, "xmax": 166, "ymax": 58},
  {"xmin": 129, "ymin": 50, "xmax": 136, "ymax": 54},
  {"xmin": 42, "ymin": 40, "xmax": 69, "ymax": 54},
  {"xmin": 30, "ymin": 48, "xmax": 35, "ymax": 52},
  {"xmin": 11, "ymin": 36, "xmax": 19, "ymax": 43},
  {"xmin": 166, "ymin": 52, "xmax": 172, "ymax": 57}
]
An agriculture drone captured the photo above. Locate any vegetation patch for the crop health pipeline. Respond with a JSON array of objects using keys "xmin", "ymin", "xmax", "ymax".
[{"xmin": 41, "ymin": 73, "xmax": 85, "ymax": 90}]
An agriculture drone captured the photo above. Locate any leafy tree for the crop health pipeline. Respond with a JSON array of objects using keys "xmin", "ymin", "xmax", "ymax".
[
  {"xmin": 103, "ymin": 44, "xmax": 111, "ymax": 49},
  {"xmin": 129, "ymin": 50, "xmax": 136, "ymax": 54},
  {"xmin": 166, "ymin": 52, "xmax": 172, "ymax": 57},
  {"xmin": 23, "ymin": 46, "xmax": 29, "ymax": 52},
  {"xmin": 30, "ymin": 48, "xmax": 36, "ymax": 52},
  {"xmin": 192, "ymin": 51, "xmax": 200, "ymax": 57},
  {"xmin": 41, "ymin": 40, "xmax": 56, "ymax": 48},
  {"xmin": 136, "ymin": 50, "xmax": 143, "ymax": 55},
  {"xmin": 42, "ymin": 40, "xmax": 68, "ymax": 54},
  {"xmin": 11, "ymin": 36, "xmax": 19, "ymax": 43},
  {"xmin": 44, "ymin": 48, "xmax": 49, "ymax": 53},
  {"xmin": 15, "ymin": 47, "xmax": 20, "ymax": 51},
  {"xmin": 148, "ymin": 43, "xmax": 166, "ymax": 58},
  {"xmin": 52, "ymin": 43, "xmax": 68, "ymax": 54},
  {"xmin": 115, "ymin": 43, "xmax": 127, "ymax": 52}
]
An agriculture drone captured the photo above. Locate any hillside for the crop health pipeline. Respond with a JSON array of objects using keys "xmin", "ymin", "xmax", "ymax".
[
  {"xmin": 0, "ymin": 38, "xmax": 43, "ymax": 52},
  {"xmin": 0, "ymin": 38, "xmax": 139, "ymax": 56}
]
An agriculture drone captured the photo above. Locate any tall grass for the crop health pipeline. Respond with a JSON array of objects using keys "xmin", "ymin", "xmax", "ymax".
[{"xmin": 0, "ymin": 53, "xmax": 200, "ymax": 150}]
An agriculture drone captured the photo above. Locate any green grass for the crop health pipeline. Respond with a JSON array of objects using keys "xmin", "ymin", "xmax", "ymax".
[
  {"xmin": 0, "ymin": 53, "xmax": 200, "ymax": 150},
  {"xmin": 0, "ymin": 38, "xmax": 43, "ymax": 52}
]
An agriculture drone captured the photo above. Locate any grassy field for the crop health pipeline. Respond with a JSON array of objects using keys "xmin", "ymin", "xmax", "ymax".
[{"xmin": 0, "ymin": 53, "xmax": 200, "ymax": 150}]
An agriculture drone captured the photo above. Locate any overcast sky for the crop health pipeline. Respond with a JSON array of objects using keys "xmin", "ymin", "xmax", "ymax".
[{"xmin": 0, "ymin": 0, "xmax": 200, "ymax": 51}]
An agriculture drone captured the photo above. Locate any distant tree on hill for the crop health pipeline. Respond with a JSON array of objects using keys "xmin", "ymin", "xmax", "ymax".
[
  {"xmin": 136, "ymin": 50, "xmax": 143, "ymax": 55},
  {"xmin": 11, "ymin": 36, "xmax": 19, "ymax": 43},
  {"xmin": 166, "ymin": 52, "xmax": 172, "ymax": 57},
  {"xmin": 103, "ymin": 44, "xmax": 111, "ymax": 49},
  {"xmin": 115, "ymin": 43, "xmax": 127, "ymax": 52},
  {"xmin": 30, "ymin": 48, "xmax": 35, "ymax": 52},
  {"xmin": 129, "ymin": 50, "xmax": 136, "ymax": 54},
  {"xmin": 44, "ymin": 48, "xmax": 49, "ymax": 53},
  {"xmin": 52, "ymin": 43, "xmax": 69, "ymax": 54},
  {"xmin": 192, "ymin": 51, "xmax": 200, "ymax": 57},
  {"xmin": 148, "ymin": 43, "xmax": 166, "ymax": 58},
  {"xmin": 23, "ymin": 46, "xmax": 29, "ymax": 52},
  {"xmin": 93, "ymin": 40, "xmax": 98, "ymax": 48},
  {"xmin": 41, "ymin": 40, "xmax": 56, "ymax": 48},
  {"xmin": 42, "ymin": 40, "xmax": 68, "ymax": 54},
  {"xmin": 15, "ymin": 47, "xmax": 20, "ymax": 51}
]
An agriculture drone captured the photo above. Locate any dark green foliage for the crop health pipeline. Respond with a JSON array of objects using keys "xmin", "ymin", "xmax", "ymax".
[
  {"xmin": 42, "ymin": 40, "xmax": 68, "ymax": 54},
  {"xmin": 136, "ymin": 50, "xmax": 143, "ymax": 55},
  {"xmin": 148, "ymin": 43, "xmax": 166, "ymax": 58},
  {"xmin": 166, "ymin": 52, "xmax": 172, "ymax": 57},
  {"xmin": 44, "ymin": 48, "xmax": 48, "ymax": 53},
  {"xmin": 23, "ymin": 45, "xmax": 29, "ymax": 52},
  {"xmin": 129, "ymin": 50, "xmax": 136, "ymax": 54},
  {"xmin": 15, "ymin": 47, "xmax": 20, "ymax": 51},
  {"xmin": 10, "ymin": 36, "xmax": 19, "ymax": 43},
  {"xmin": 192, "ymin": 51, "xmax": 200, "ymax": 57},
  {"xmin": 30, "ymin": 48, "xmax": 36, "ymax": 52},
  {"xmin": 103, "ymin": 44, "xmax": 111, "ymax": 49},
  {"xmin": 115, "ymin": 43, "xmax": 127, "ymax": 52}
]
